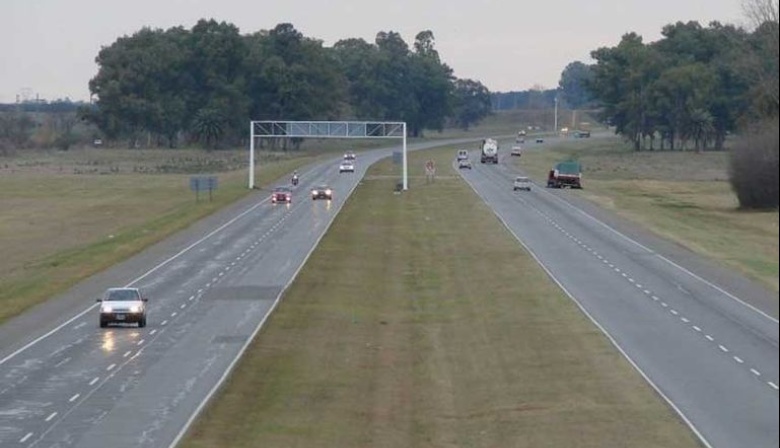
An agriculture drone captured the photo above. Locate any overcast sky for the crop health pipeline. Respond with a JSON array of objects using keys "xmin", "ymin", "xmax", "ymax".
[{"xmin": 0, "ymin": 0, "xmax": 746, "ymax": 104}]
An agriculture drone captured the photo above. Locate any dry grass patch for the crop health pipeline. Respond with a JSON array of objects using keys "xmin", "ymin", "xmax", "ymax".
[
  {"xmin": 182, "ymin": 147, "xmax": 701, "ymax": 448},
  {"xmin": 514, "ymin": 137, "xmax": 779, "ymax": 292},
  {"xmin": 0, "ymin": 147, "xmax": 338, "ymax": 323}
]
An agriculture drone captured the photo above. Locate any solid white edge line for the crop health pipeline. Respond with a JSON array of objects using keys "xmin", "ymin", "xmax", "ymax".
[
  {"xmin": 459, "ymin": 173, "xmax": 714, "ymax": 448},
  {"xmin": 0, "ymin": 197, "xmax": 271, "ymax": 367},
  {"xmin": 167, "ymin": 161, "xmax": 365, "ymax": 448},
  {"xmin": 536, "ymin": 184, "xmax": 778, "ymax": 324}
]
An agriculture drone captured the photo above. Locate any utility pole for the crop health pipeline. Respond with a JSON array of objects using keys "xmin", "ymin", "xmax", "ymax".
[{"xmin": 554, "ymin": 96, "xmax": 559, "ymax": 134}]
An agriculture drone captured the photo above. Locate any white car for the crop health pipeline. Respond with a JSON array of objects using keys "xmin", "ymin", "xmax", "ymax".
[
  {"xmin": 513, "ymin": 176, "xmax": 532, "ymax": 191},
  {"xmin": 97, "ymin": 287, "xmax": 148, "ymax": 328},
  {"xmin": 510, "ymin": 146, "xmax": 523, "ymax": 156},
  {"xmin": 458, "ymin": 159, "xmax": 472, "ymax": 169},
  {"xmin": 339, "ymin": 161, "xmax": 355, "ymax": 173}
]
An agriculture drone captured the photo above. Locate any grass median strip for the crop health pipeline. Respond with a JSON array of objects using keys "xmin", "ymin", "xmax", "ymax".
[{"xmin": 182, "ymin": 149, "xmax": 701, "ymax": 448}]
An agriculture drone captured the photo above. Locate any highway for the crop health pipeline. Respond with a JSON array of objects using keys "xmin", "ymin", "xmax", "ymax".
[
  {"xmin": 458, "ymin": 144, "xmax": 779, "ymax": 448},
  {"xmin": 0, "ymin": 137, "xmax": 777, "ymax": 448},
  {"xmin": 0, "ymin": 139, "xmax": 468, "ymax": 448}
]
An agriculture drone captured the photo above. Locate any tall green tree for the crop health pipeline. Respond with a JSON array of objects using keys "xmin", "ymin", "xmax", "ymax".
[
  {"xmin": 558, "ymin": 61, "xmax": 594, "ymax": 108},
  {"xmin": 451, "ymin": 79, "xmax": 492, "ymax": 130}
]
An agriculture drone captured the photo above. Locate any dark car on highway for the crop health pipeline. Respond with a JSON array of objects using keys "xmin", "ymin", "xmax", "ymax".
[{"xmin": 271, "ymin": 186, "xmax": 292, "ymax": 204}]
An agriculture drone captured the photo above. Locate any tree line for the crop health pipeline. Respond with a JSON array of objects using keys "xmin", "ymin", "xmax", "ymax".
[
  {"xmin": 81, "ymin": 20, "xmax": 493, "ymax": 148},
  {"xmin": 557, "ymin": 18, "xmax": 777, "ymax": 152},
  {"xmin": 555, "ymin": 0, "xmax": 778, "ymax": 209}
]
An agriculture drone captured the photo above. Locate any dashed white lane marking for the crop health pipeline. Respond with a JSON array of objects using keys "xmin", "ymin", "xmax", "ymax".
[
  {"xmin": 137, "ymin": 339, "xmax": 145, "ymax": 346},
  {"xmin": 20, "ymin": 432, "xmax": 33, "ymax": 443},
  {"xmin": 68, "ymin": 393, "xmax": 80, "ymax": 402},
  {"xmin": 212, "ymin": 277, "xmax": 218, "ymax": 282},
  {"xmin": 180, "ymin": 304, "xmax": 186, "ymax": 309},
  {"xmin": 171, "ymin": 312, "xmax": 177, "ymax": 317},
  {"xmin": 218, "ymin": 272, "xmax": 224, "ymax": 277},
  {"xmin": 161, "ymin": 320, "xmax": 168, "ymax": 326},
  {"xmin": 45, "ymin": 412, "xmax": 57, "ymax": 422},
  {"xmin": 73, "ymin": 322, "xmax": 86, "ymax": 330},
  {"xmin": 54, "ymin": 357, "xmax": 71, "ymax": 367},
  {"xmin": 533, "ymin": 207, "xmax": 780, "ymax": 394},
  {"xmin": 197, "ymin": 289, "xmax": 203, "ymax": 294},
  {"xmin": 107, "ymin": 363, "xmax": 116, "ymax": 371},
  {"xmin": 189, "ymin": 295, "xmax": 195, "ymax": 301},
  {"xmin": 123, "ymin": 350, "xmax": 132, "ymax": 358},
  {"xmin": 150, "ymin": 329, "xmax": 157, "ymax": 335},
  {"xmin": 89, "ymin": 377, "xmax": 100, "ymax": 386}
]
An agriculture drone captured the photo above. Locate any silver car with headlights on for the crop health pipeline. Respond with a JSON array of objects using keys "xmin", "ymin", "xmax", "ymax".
[{"xmin": 97, "ymin": 287, "xmax": 148, "ymax": 328}]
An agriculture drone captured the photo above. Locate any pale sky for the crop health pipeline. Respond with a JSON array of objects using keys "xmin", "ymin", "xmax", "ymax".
[{"xmin": 0, "ymin": 0, "xmax": 745, "ymax": 104}]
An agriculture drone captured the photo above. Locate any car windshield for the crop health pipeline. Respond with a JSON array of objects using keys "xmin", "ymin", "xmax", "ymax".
[
  {"xmin": 105, "ymin": 289, "xmax": 140, "ymax": 301},
  {"xmin": 315, "ymin": 185, "xmax": 330, "ymax": 190},
  {"xmin": 274, "ymin": 187, "xmax": 291, "ymax": 193},
  {"xmin": 516, "ymin": 177, "xmax": 528, "ymax": 182}
]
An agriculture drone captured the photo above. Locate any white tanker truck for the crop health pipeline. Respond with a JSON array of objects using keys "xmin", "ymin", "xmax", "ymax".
[{"xmin": 480, "ymin": 138, "xmax": 499, "ymax": 164}]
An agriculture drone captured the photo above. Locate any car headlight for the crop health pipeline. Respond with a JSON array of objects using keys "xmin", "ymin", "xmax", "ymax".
[
  {"xmin": 129, "ymin": 305, "xmax": 142, "ymax": 313},
  {"xmin": 325, "ymin": 189, "xmax": 332, "ymax": 195},
  {"xmin": 101, "ymin": 305, "xmax": 113, "ymax": 313}
]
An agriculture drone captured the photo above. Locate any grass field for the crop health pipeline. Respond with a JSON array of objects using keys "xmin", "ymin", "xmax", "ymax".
[
  {"xmin": 180, "ymin": 145, "xmax": 702, "ymax": 448},
  {"xmin": 0, "ymin": 141, "xmax": 377, "ymax": 324},
  {"xmin": 510, "ymin": 135, "xmax": 779, "ymax": 292}
]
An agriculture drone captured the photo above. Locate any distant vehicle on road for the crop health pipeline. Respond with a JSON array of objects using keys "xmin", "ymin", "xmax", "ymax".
[
  {"xmin": 535, "ymin": 138, "xmax": 544, "ymax": 144},
  {"xmin": 480, "ymin": 138, "xmax": 499, "ymax": 164},
  {"xmin": 510, "ymin": 145, "xmax": 523, "ymax": 157},
  {"xmin": 458, "ymin": 158, "xmax": 472, "ymax": 169},
  {"xmin": 271, "ymin": 186, "xmax": 293, "ymax": 203},
  {"xmin": 311, "ymin": 185, "xmax": 333, "ymax": 200},
  {"xmin": 339, "ymin": 160, "xmax": 355, "ymax": 173},
  {"xmin": 343, "ymin": 151, "xmax": 356, "ymax": 161},
  {"xmin": 513, "ymin": 176, "xmax": 532, "ymax": 191},
  {"xmin": 456, "ymin": 149, "xmax": 469, "ymax": 161},
  {"xmin": 574, "ymin": 130, "xmax": 591, "ymax": 138},
  {"xmin": 547, "ymin": 160, "xmax": 582, "ymax": 189},
  {"xmin": 97, "ymin": 287, "xmax": 148, "ymax": 328}
]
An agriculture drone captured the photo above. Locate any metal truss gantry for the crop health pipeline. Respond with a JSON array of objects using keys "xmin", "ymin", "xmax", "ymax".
[{"xmin": 249, "ymin": 120, "xmax": 408, "ymax": 190}]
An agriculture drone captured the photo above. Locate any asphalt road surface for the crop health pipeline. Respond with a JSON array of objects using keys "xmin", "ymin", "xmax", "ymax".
[
  {"xmin": 0, "ymin": 138, "xmax": 478, "ymax": 448},
  {"xmin": 457, "ymin": 142, "xmax": 778, "ymax": 448},
  {"xmin": 1, "ymin": 137, "xmax": 777, "ymax": 448}
]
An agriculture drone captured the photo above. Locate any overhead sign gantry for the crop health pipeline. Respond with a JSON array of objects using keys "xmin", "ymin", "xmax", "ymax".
[{"xmin": 249, "ymin": 120, "xmax": 408, "ymax": 190}]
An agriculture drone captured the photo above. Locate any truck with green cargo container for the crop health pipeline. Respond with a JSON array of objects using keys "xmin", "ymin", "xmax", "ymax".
[{"xmin": 547, "ymin": 160, "xmax": 582, "ymax": 189}]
